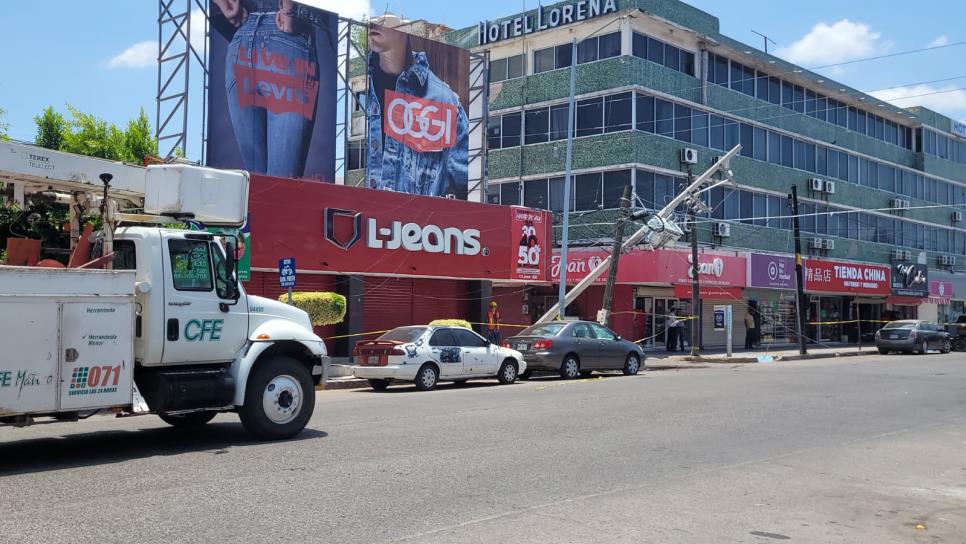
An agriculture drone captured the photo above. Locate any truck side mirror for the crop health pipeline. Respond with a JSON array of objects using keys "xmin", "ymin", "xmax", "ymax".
[{"xmin": 224, "ymin": 241, "xmax": 239, "ymax": 300}]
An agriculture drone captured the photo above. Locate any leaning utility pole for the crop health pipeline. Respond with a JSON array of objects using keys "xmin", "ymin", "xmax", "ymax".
[
  {"xmin": 788, "ymin": 185, "xmax": 808, "ymax": 355},
  {"xmin": 600, "ymin": 185, "xmax": 633, "ymax": 326},
  {"xmin": 535, "ymin": 145, "xmax": 742, "ymax": 326},
  {"xmin": 686, "ymin": 167, "xmax": 700, "ymax": 356}
]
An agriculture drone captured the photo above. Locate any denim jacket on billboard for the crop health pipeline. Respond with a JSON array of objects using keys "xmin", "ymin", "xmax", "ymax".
[{"xmin": 367, "ymin": 52, "xmax": 469, "ymax": 198}]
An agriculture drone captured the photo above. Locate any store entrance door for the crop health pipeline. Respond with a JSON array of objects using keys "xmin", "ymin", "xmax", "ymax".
[{"xmin": 635, "ymin": 296, "xmax": 690, "ymax": 350}]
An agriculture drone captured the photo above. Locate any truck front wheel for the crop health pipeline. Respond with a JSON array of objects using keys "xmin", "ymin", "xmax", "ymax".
[
  {"xmin": 239, "ymin": 355, "xmax": 315, "ymax": 440},
  {"xmin": 159, "ymin": 411, "xmax": 217, "ymax": 429}
]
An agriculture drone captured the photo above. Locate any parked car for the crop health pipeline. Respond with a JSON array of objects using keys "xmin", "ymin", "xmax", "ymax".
[
  {"xmin": 943, "ymin": 314, "xmax": 966, "ymax": 352},
  {"xmin": 351, "ymin": 326, "xmax": 526, "ymax": 391},
  {"xmin": 874, "ymin": 320, "xmax": 952, "ymax": 354},
  {"xmin": 505, "ymin": 321, "xmax": 645, "ymax": 379}
]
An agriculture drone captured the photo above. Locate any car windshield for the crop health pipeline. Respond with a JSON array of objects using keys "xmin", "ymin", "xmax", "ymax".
[
  {"xmin": 520, "ymin": 323, "xmax": 568, "ymax": 337},
  {"xmin": 882, "ymin": 321, "xmax": 917, "ymax": 330},
  {"xmin": 377, "ymin": 327, "xmax": 428, "ymax": 342}
]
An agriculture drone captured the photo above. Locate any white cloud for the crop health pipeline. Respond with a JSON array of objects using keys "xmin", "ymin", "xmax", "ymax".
[
  {"xmin": 929, "ymin": 34, "xmax": 949, "ymax": 47},
  {"xmin": 775, "ymin": 20, "xmax": 882, "ymax": 67},
  {"xmin": 108, "ymin": 3, "xmax": 369, "ymax": 70},
  {"xmin": 294, "ymin": 0, "xmax": 370, "ymax": 21},
  {"xmin": 870, "ymin": 84, "xmax": 966, "ymax": 118},
  {"xmin": 108, "ymin": 41, "xmax": 156, "ymax": 69}
]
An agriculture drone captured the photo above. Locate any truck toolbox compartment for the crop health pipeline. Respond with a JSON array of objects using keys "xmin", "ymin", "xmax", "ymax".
[{"xmin": 135, "ymin": 366, "xmax": 235, "ymax": 412}]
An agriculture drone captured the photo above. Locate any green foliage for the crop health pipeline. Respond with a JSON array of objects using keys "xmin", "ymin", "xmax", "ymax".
[
  {"xmin": 32, "ymin": 105, "xmax": 159, "ymax": 163},
  {"xmin": 280, "ymin": 292, "xmax": 347, "ymax": 326},
  {"xmin": 429, "ymin": 319, "xmax": 473, "ymax": 329},
  {"xmin": 0, "ymin": 200, "xmax": 69, "ymax": 252},
  {"xmin": 34, "ymin": 106, "xmax": 67, "ymax": 150},
  {"xmin": 0, "ymin": 107, "xmax": 8, "ymax": 140},
  {"xmin": 125, "ymin": 108, "xmax": 158, "ymax": 163}
]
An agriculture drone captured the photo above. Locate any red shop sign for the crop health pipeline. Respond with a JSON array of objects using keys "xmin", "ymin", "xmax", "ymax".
[
  {"xmin": 551, "ymin": 248, "xmax": 746, "ymax": 288},
  {"xmin": 248, "ymin": 175, "xmax": 552, "ymax": 282},
  {"xmin": 804, "ymin": 259, "xmax": 891, "ymax": 296}
]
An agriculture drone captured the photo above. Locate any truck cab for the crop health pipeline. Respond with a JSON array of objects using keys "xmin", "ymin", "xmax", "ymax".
[{"xmin": 0, "ymin": 147, "xmax": 328, "ymax": 440}]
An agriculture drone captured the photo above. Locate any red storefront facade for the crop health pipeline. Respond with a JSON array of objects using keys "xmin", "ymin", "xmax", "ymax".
[{"xmin": 244, "ymin": 175, "xmax": 553, "ymax": 357}]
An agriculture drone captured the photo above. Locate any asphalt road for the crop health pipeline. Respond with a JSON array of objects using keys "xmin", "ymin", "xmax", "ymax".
[{"xmin": 2, "ymin": 353, "xmax": 966, "ymax": 543}]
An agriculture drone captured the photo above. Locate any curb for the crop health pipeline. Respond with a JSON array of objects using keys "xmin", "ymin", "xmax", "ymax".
[{"xmin": 681, "ymin": 350, "xmax": 873, "ymax": 364}]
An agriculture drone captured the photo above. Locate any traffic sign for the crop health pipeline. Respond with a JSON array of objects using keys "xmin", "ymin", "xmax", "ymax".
[{"xmin": 278, "ymin": 257, "xmax": 296, "ymax": 288}]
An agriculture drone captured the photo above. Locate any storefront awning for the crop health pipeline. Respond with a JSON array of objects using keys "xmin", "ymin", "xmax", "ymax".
[
  {"xmin": 886, "ymin": 296, "xmax": 925, "ymax": 306},
  {"xmin": 673, "ymin": 285, "xmax": 743, "ymax": 299}
]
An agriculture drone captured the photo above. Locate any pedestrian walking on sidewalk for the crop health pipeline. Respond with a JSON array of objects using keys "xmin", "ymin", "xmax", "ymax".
[{"xmin": 744, "ymin": 312, "xmax": 757, "ymax": 349}]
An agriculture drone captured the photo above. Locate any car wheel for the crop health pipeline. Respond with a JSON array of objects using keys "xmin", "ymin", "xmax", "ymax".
[
  {"xmin": 559, "ymin": 355, "xmax": 580, "ymax": 380},
  {"xmin": 954, "ymin": 338, "xmax": 966, "ymax": 352},
  {"xmin": 876, "ymin": 347, "xmax": 889, "ymax": 355},
  {"xmin": 239, "ymin": 355, "xmax": 315, "ymax": 441},
  {"xmin": 414, "ymin": 364, "xmax": 439, "ymax": 391},
  {"xmin": 920, "ymin": 340, "xmax": 929, "ymax": 354},
  {"xmin": 942, "ymin": 339, "xmax": 951, "ymax": 354},
  {"xmin": 497, "ymin": 360, "xmax": 518, "ymax": 385},
  {"xmin": 518, "ymin": 370, "xmax": 532, "ymax": 380},
  {"xmin": 159, "ymin": 411, "xmax": 217, "ymax": 429},
  {"xmin": 623, "ymin": 353, "xmax": 641, "ymax": 376},
  {"xmin": 368, "ymin": 378, "xmax": 392, "ymax": 391}
]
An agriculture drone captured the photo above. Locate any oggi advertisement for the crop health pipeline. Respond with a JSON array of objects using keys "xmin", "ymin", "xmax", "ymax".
[
  {"xmin": 207, "ymin": 0, "xmax": 338, "ymax": 181},
  {"xmin": 366, "ymin": 24, "xmax": 470, "ymax": 199}
]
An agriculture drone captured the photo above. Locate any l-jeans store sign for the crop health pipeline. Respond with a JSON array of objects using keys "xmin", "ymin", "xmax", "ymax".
[{"xmin": 248, "ymin": 175, "xmax": 552, "ymax": 282}]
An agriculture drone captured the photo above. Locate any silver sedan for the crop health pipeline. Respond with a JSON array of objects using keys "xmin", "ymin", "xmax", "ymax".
[{"xmin": 505, "ymin": 321, "xmax": 645, "ymax": 380}]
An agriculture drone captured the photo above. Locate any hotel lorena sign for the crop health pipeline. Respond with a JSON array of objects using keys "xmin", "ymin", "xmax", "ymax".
[{"xmin": 478, "ymin": 0, "xmax": 618, "ymax": 45}]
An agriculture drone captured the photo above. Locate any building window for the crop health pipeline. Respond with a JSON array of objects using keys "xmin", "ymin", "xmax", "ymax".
[
  {"xmin": 490, "ymin": 54, "xmax": 524, "ymax": 82},
  {"xmin": 501, "ymin": 182, "xmax": 520, "ymax": 205},
  {"xmin": 549, "ymin": 104, "xmax": 570, "ymax": 141},
  {"xmin": 575, "ymin": 173, "xmax": 602, "ymax": 211},
  {"xmin": 598, "ymin": 32, "xmax": 621, "ymax": 60},
  {"xmin": 576, "ymin": 98, "xmax": 604, "ymax": 137},
  {"xmin": 524, "ymin": 178, "xmax": 549, "ymax": 209},
  {"xmin": 525, "ymin": 108, "xmax": 550, "ymax": 144},
  {"xmin": 602, "ymin": 170, "xmax": 632, "ymax": 209},
  {"xmin": 636, "ymin": 95, "xmax": 655, "ymax": 133},
  {"xmin": 605, "ymin": 92, "xmax": 633, "ymax": 133}
]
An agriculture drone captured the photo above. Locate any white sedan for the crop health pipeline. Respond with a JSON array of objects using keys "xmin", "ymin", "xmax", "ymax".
[{"xmin": 351, "ymin": 326, "xmax": 526, "ymax": 391}]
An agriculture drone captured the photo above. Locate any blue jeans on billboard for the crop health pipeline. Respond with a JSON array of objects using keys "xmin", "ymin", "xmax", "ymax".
[{"xmin": 226, "ymin": 13, "xmax": 318, "ymax": 178}]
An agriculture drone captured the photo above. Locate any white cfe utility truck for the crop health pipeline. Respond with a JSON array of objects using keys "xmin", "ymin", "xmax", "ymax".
[{"xmin": 0, "ymin": 141, "xmax": 329, "ymax": 440}]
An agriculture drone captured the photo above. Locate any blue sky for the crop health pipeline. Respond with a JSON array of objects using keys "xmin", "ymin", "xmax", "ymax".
[{"xmin": 1, "ymin": 0, "xmax": 963, "ymax": 159}]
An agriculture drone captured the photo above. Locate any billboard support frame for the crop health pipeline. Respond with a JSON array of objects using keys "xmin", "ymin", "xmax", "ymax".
[
  {"xmin": 156, "ymin": 0, "xmax": 209, "ymax": 161},
  {"xmin": 335, "ymin": 16, "xmax": 369, "ymax": 183},
  {"xmin": 467, "ymin": 50, "xmax": 490, "ymax": 203}
]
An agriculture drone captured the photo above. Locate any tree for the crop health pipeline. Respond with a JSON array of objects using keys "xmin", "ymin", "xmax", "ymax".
[
  {"xmin": 125, "ymin": 108, "xmax": 158, "ymax": 163},
  {"xmin": 0, "ymin": 107, "xmax": 8, "ymax": 140},
  {"xmin": 34, "ymin": 106, "xmax": 67, "ymax": 150},
  {"xmin": 33, "ymin": 105, "xmax": 158, "ymax": 163}
]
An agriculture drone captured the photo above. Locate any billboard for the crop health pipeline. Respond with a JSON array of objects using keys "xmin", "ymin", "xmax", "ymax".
[
  {"xmin": 551, "ymin": 248, "xmax": 747, "ymax": 288},
  {"xmin": 365, "ymin": 24, "xmax": 470, "ymax": 199},
  {"xmin": 247, "ymin": 175, "xmax": 552, "ymax": 281},
  {"xmin": 804, "ymin": 259, "xmax": 890, "ymax": 296},
  {"xmin": 891, "ymin": 262, "xmax": 928, "ymax": 297},
  {"xmin": 206, "ymin": 0, "xmax": 338, "ymax": 181}
]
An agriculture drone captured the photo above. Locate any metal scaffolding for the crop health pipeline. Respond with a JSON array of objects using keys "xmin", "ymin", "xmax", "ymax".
[{"xmin": 155, "ymin": 0, "xmax": 209, "ymax": 160}]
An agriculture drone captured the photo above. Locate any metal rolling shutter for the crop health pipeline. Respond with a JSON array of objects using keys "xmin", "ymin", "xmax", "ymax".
[
  {"xmin": 363, "ymin": 277, "xmax": 414, "ymax": 338},
  {"xmin": 412, "ymin": 279, "xmax": 468, "ymax": 326}
]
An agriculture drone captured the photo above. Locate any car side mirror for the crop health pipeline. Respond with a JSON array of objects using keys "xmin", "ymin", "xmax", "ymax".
[
  {"xmin": 615, "ymin": 335, "xmax": 622, "ymax": 341},
  {"xmin": 224, "ymin": 241, "xmax": 240, "ymax": 301},
  {"xmin": 484, "ymin": 340, "xmax": 491, "ymax": 347}
]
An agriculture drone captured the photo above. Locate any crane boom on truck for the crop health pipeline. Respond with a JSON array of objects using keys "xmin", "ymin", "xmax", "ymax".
[
  {"xmin": 0, "ymin": 140, "xmax": 329, "ymax": 440},
  {"xmin": 534, "ymin": 145, "xmax": 742, "ymax": 326}
]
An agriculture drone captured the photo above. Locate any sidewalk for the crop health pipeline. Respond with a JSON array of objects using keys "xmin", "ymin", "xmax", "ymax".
[
  {"xmin": 320, "ymin": 344, "xmax": 875, "ymax": 390},
  {"xmin": 649, "ymin": 344, "xmax": 875, "ymax": 364}
]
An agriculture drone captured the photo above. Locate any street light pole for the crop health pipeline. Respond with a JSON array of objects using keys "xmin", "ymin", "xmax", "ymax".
[
  {"xmin": 687, "ymin": 168, "xmax": 700, "ymax": 356},
  {"xmin": 557, "ymin": 37, "xmax": 577, "ymax": 321},
  {"xmin": 789, "ymin": 185, "xmax": 808, "ymax": 355}
]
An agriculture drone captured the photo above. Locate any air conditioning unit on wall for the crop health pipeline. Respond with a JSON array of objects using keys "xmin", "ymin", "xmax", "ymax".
[
  {"xmin": 680, "ymin": 148, "xmax": 698, "ymax": 165},
  {"xmin": 952, "ymin": 210, "xmax": 963, "ymax": 223},
  {"xmin": 823, "ymin": 238, "xmax": 835, "ymax": 250},
  {"xmin": 811, "ymin": 237, "xmax": 825, "ymax": 249},
  {"xmin": 823, "ymin": 180, "xmax": 836, "ymax": 194},
  {"xmin": 892, "ymin": 249, "xmax": 911, "ymax": 261},
  {"xmin": 715, "ymin": 222, "xmax": 731, "ymax": 237},
  {"xmin": 810, "ymin": 178, "xmax": 824, "ymax": 191}
]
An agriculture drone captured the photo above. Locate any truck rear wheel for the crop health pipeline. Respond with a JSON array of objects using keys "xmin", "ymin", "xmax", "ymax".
[
  {"xmin": 159, "ymin": 411, "xmax": 217, "ymax": 429},
  {"xmin": 239, "ymin": 355, "xmax": 315, "ymax": 441}
]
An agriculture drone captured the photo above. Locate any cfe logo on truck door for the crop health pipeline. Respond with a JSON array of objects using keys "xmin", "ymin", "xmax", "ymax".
[{"xmin": 184, "ymin": 319, "xmax": 225, "ymax": 341}]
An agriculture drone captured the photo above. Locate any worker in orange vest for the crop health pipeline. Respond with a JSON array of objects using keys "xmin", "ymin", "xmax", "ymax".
[{"xmin": 487, "ymin": 301, "xmax": 502, "ymax": 344}]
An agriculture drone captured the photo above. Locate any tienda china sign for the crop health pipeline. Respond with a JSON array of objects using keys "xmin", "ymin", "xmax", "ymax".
[{"xmin": 804, "ymin": 260, "xmax": 891, "ymax": 296}]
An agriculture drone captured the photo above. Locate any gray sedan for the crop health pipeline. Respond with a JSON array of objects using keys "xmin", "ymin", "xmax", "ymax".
[
  {"xmin": 505, "ymin": 321, "xmax": 645, "ymax": 379},
  {"xmin": 874, "ymin": 320, "xmax": 952, "ymax": 354}
]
